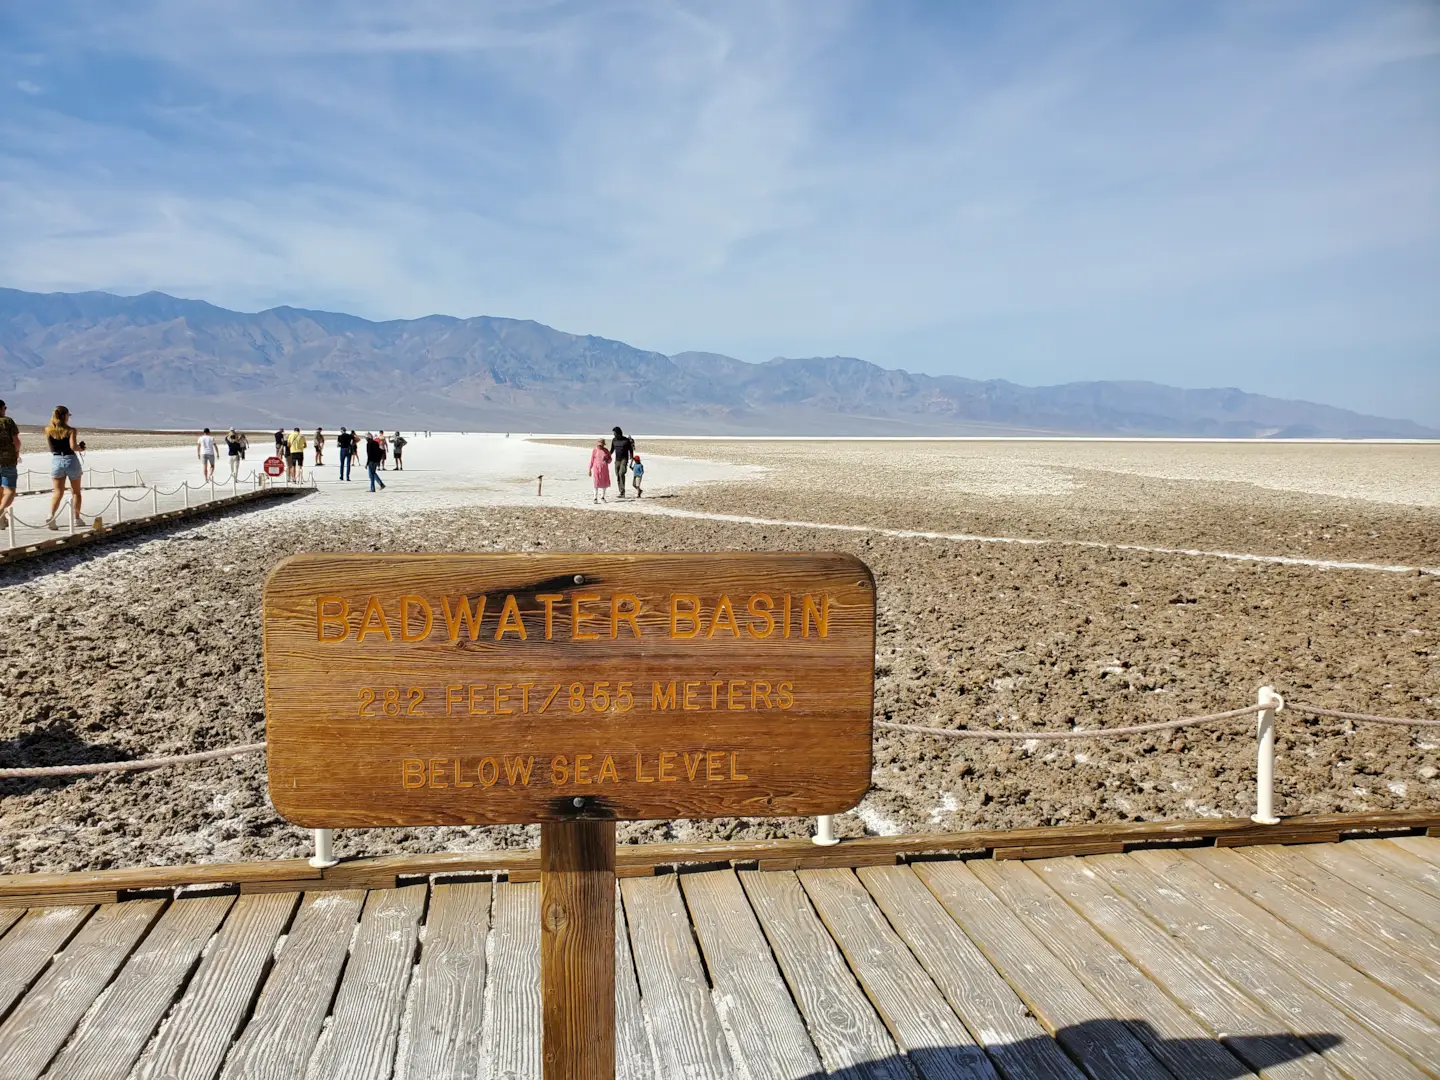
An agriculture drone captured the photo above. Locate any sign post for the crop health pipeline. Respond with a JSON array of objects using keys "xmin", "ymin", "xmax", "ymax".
[{"xmin": 263, "ymin": 552, "xmax": 875, "ymax": 1080}]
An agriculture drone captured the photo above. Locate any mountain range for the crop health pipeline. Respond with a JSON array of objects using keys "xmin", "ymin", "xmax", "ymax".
[{"xmin": 0, "ymin": 288, "xmax": 1433, "ymax": 437}]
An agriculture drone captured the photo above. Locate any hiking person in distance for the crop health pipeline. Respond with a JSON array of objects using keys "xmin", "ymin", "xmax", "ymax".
[
  {"xmin": 365, "ymin": 432, "xmax": 386, "ymax": 491},
  {"xmin": 0, "ymin": 399, "xmax": 19, "ymax": 530},
  {"xmin": 286, "ymin": 426, "xmax": 307, "ymax": 483},
  {"xmin": 197, "ymin": 427, "xmax": 218, "ymax": 482},
  {"xmin": 225, "ymin": 428, "xmax": 244, "ymax": 480},
  {"xmin": 44, "ymin": 405, "xmax": 84, "ymax": 530},
  {"xmin": 610, "ymin": 426, "xmax": 634, "ymax": 497},
  {"xmin": 337, "ymin": 427, "xmax": 355, "ymax": 481},
  {"xmin": 589, "ymin": 438, "xmax": 612, "ymax": 503},
  {"xmin": 273, "ymin": 427, "xmax": 285, "ymax": 456},
  {"xmin": 392, "ymin": 431, "xmax": 406, "ymax": 470},
  {"xmin": 314, "ymin": 427, "xmax": 325, "ymax": 466},
  {"xmin": 631, "ymin": 454, "xmax": 644, "ymax": 498}
]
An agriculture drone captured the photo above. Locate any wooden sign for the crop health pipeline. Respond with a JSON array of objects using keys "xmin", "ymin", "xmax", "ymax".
[{"xmin": 262, "ymin": 552, "xmax": 875, "ymax": 827}]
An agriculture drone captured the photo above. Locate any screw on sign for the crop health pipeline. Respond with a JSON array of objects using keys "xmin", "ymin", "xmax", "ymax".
[
  {"xmin": 263, "ymin": 456, "xmax": 285, "ymax": 478},
  {"xmin": 263, "ymin": 552, "xmax": 876, "ymax": 1080}
]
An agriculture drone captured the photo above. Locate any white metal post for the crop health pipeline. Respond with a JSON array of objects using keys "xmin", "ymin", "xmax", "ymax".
[
  {"xmin": 182, "ymin": 484, "xmax": 189, "ymax": 509},
  {"xmin": 151, "ymin": 487, "xmax": 159, "ymax": 516},
  {"xmin": 67, "ymin": 497, "xmax": 75, "ymax": 534},
  {"xmin": 309, "ymin": 828, "xmax": 340, "ymax": 868},
  {"xmin": 812, "ymin": 814, "xmax": 839, "ymax": 847},
  {"xmin": 1252, "ymin": 685, "xmax": 1284, "ymax": 825},
  {"xmin": 115, "ymin": 494, "xmax": 122, "ymax": 524}
]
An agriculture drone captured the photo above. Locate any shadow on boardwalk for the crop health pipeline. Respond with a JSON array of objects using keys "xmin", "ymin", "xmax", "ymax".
[{"xmin": 792, "ymin": 1020, "xmax": 1343, "ymax": 1079}]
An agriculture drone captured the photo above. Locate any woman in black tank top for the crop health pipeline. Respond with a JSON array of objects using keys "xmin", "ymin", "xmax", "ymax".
[{"xmin": 45, "ymin": 405, "xmax": 84, "ymax": 529}]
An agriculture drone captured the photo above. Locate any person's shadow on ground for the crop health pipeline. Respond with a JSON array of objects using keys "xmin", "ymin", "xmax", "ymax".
[
  {"xmin": 788, "ymin": 1019, "xmax": 1343, "ymax": 1079},
  {"xmin": 0, "ymin": 719, "xmax": 136, "ymax": 796}
]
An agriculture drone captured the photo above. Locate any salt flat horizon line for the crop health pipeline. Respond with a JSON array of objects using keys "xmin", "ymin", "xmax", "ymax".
[{"xmin": 588, "ymin": 502, "xmax": 1440, "ymax": 577}]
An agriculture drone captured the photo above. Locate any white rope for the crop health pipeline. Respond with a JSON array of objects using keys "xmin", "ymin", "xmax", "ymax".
[
  {"xmin": 1288, "ymin": 703, "xmax": 1440, "ymax": 728},
  {"xmin": 0, "ymin": 742, "xmax": 266, "ymax": 778},
  {"xmin": 876, "ymin": 703, "xmax": 1265, "ymax": 741}
]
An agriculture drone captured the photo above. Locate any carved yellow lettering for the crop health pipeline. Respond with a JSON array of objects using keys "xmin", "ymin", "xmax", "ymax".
[
  {"xmin": 635, "ymin": 753, "xmax": 655, "ymax": 783},
  {"xmin": 575, "ymin": 753, "xmax": 593, "ymax": 784},
  {"xmin": 468, "ymin": 685, "xmax": 489, "ymax": 715},
  {"xmin": 598, "ymin": 755, "xmax": 619, "ymax": 784},
  {"xmin": 728, "ymin": 681, "xmax": 745, "ymax": 710},
  {"xmin": 730, "ymin": 752, "xmax": 749, "ymax": 781},
  {"xmin": 706, "ymin": 595, "xmax": 740, "ymax": 638},
  {"xmin": 446, "ymin": 685, "xmax": 464, "ymax": 715},
  {"xmin": 669, "ymin": 594, "xmax": 700, "ymax": 638},
  {"xmin": 658, "ymin": 751, "xmax": 678, "ymax": 782},
  {"xmin": 746, "ymin": 594, "xmax": 774, "ymax": 638},
  {"xmin": 652, "ymin": 681, "xmax": 677, "ymax": 710},
  {"xmin": 316, "ymin": 596, "xmax": 350, "ymax": 642},
  {"xmin": 504, "ymin": 756, "xmax": 535, "ymax": 786},
  {"xmin": 494, "ymin": 595, "xmax": 527, "ymax": 640},
  {"xmin": 709, "ymin": 680, "xmax": 723, "ymax": 709},
  {"xmin": 751, "ymin": 681, "xmax": 773, "ymax": 709},
  {"xmin": 777, "ymin": 681, "xmax": 795, "ymax": 709},
  {"xmin": 611, "ymin": 594, "xmax": 642, "ymax": 639},
  {"xmin": 550, "ymin": 755, "xmax": 570, "ymax": 785},
  {"xmin": 684, "ymin": 752, "xmax": 703, "ymax": 781},
  {"xmin": 479, "ymin": 758, "xmax": 499, "ymax": 787},
  {"xmin": 494, "ymin": 684, "xmax": 513, "ymax": 714},
  {"xmin": 783, "ymin": 594, "xmax": 792, "ymax": 638},
  {"xmin": 802, "ymin": 595, "xmax": 830, "ymax": 638},
  {"xmin": 518, "ymin": 683, "xmax": 534, "ymax": 712},
  {"xmin": 683, "ymin": 682, "xmax": 701, "ymax": 711},
  {"xmin": 357, "ymin": 595, "xmax": 393, "ymax": 642},
  {"xmin": 454, "ymin": 759, "xmax": 474, "ymax": 788},
  {"xmin": 402, "ymin": 759, "xmax": 426, "ymax": 788},
  {"xmin": 442, "ymin": 595, "xmax": 486, "ymax": 642},
  {"xmin": 400, "ymin": 595, "xmax": 433, "ymax": 642},
  {"xmin": 571, "ymin": 593, "xmax": 600, "ymax": 640},
  {"xmin": 536, "ymin": 594, "xmax": 563, "ymax": 639},
  {"xmin": 707, "ymin": 751, "xmax": 724, "ymax": 781},
  {"xmin": 430, "ymin": 759, "xmax": 449, "ymax": 787}
]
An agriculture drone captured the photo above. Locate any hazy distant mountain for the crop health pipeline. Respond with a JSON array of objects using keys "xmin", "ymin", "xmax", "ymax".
[{"xmin": 1, "ymin": 288, "xmax": 1433, "ymax": 437}]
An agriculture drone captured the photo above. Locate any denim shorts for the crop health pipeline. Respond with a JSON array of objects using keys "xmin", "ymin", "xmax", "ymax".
[
  {"xmin": 0, "ymin": 465, "xmax": 17, "ymax": 489},
  {"xmin": 51, "ymin": 454, "xmax": 82, "ymax": 481}
]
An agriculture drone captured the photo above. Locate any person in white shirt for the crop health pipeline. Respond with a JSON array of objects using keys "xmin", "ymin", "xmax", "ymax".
[{"xmin": 196, "ymin": 427, "xmax": 218, "ymax": 482}]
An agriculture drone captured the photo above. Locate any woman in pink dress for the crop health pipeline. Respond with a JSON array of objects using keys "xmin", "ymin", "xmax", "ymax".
[{"xmin": 588, "ymin": 439, "xmax": 613, "ymax": 503}]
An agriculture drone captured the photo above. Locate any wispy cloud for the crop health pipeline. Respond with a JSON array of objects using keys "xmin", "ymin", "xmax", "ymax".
[{"xmin": 0, "ymin": 0, "xmax": 1436, "ymax": 422}]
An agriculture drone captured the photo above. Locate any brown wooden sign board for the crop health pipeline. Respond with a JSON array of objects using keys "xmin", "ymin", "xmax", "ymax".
[{"xmin": 263, "ymin": 552, "xmax": 876, "ymax": 828}]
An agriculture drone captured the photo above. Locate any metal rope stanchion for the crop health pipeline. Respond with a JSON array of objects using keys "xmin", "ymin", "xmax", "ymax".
[{"xmin": 1252, "ymin": 686, "xmax": 1284, "ymax": 825}]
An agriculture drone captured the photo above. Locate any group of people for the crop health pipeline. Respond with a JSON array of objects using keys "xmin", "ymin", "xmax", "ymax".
[
  {"xmin": 587, "ymin": 426, "xmax": 644, "ymax": 502},
  {"xmin": 195, "ymin": 428, "xmax": 250, "ymax": 482},
  {"xmin": 0, "ymin": 402, "xmax": 87, "ymax": 531},
  {"xmin": 332, "ymin": 428, "xmax": 406, "ymax": 491},
  {"xmin": 194, "ymin": 426, "xmax": 408, "ymax": 491}
]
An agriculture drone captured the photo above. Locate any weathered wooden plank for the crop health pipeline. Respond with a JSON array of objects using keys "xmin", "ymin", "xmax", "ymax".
[
  {"xmin": 1202, "ymin": 847, "xmax": 1440, "ymax": 999},
  {"xmin": 0, "ymin": 891, "xmax": 118, "ymax": 909},
  {"xmin": 133, "ymin": 893, "xmax": 299, "ymax": 1080},
  {"xmin": 1130, "ymin": 848, "xmax": 1440, "ymax": 1065},
  {"xmin": 395, "ymin": 882, "xmax": 490, "ymax": 1080},
  {"xmin": 1096, "ymin": 850, "xmax": 1432, "ymax": 1080},
  {"xmin": 1349, "ymin": 838, "xmax": 1440, "ymax": 898},
  {"xmin": 740, "ymin": 869, "xmax": 906, "ymax": 1080},
  {"xmin": 44, "ymin": 895, "xmax": 234, "ymax": 1080},
  {"xmin": 857, "ymin": 865, "xmax": 1084, "ymax": 1080},
  {"xmin": 913, "ymin": 860, "xmax": 1169, "ymax": 1080},
  {"xmin": 1233, "ymin": 844, "xmax": 1440, "ymax": 968},
  {"xmin": 0, "ymin": 861, "xmax": 318, "ymax": 899},
  {"xmin": 1295, "ymin": 843, "xmax": 1440, "ymax": 928},
  {"xmin": 1390, "ymin": 835, "xmax": 1440, "ymax": 867},
  {"xmin": 799, "ymin": 868, "xmax": 997, "ymax": 1080},
  {"xmin": 309, "ymin": 884, "xmax": 426, "ymax": 1080},
  {"xmin": 620, "ymin": 874, "xmax": 734, "ymax": 1080},
  {"xmin": 613, "ymin": 884, "xmax": 654, "ymax": 1080},
  {"xmin": 0, "ymin": 906, "xmax": 93, "ymax": 1022},
  {"xmin": 992, "ymin": 842, "xmax": 1123, "ymax": 860},
  {"xmin": 1034, "ymin": 856, "xmax": 1338, "ymax": 1080},
  {"xmin": 680, "ymin": 868, "xmax": 823, "ymax": 1080},
  {"xmin": 0, "ymin": 908, "xmax": 23, "ymax": 940},
  {"xmin": 0, "ymin": 899, "xmax": 164, "ymax": 1080},
  {"xmin": 484, "ymin": 882, "xmax": 542, "ymax": 1080},
  {"xmin": 217, "ymin": 890, "xmax": 366, "ymax": 1080},
  {"xmin": 970, "ymin": 858, "xmax": 1269, "ymax": 1080}
]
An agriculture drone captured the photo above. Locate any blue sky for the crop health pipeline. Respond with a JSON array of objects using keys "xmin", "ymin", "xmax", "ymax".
[{"xmin": 2, "ymin": 0, "xmax": 1437, "ymax": 424}]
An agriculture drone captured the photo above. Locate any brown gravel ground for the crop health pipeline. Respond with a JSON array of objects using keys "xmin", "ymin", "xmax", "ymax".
[{"xmin": 0, "ymin": 490, "xmax": 1435, "ymax": 873}]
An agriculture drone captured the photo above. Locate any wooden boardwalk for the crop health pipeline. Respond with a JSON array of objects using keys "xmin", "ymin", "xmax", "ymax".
[{"xmin": 0, "ymin": 833, "xmax": 1436, "ymax": 1079}]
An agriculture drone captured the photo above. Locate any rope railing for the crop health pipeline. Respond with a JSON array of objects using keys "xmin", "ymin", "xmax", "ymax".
[
  {"xmin": 0, "ymin": 742, "xmax": 266, "ymax": 779},
  {"xmin": 874, "ymin": 704, "xmax": 1264, "ymax": 740}
]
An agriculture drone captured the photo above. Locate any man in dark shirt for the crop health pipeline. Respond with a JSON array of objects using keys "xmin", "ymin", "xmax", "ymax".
[
  {"xmin": 364, "ymin": 431, "xmax": 386, "ymax": 492},
  {"xmin": 610, "ymin": 426, "xmax": 635, "ymax": 497},
  {"xmin": 336, "ymin": 427, "xmax": 356, "ymax": 481}
]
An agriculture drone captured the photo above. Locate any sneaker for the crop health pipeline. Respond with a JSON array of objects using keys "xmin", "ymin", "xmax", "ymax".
[
  {"xmin": 46, "ymin": 518, "xmax": 59, "ymax": 531},
  {"xmin": 0, "ymin": 512, "xmax": 7, "ymax": 528}
]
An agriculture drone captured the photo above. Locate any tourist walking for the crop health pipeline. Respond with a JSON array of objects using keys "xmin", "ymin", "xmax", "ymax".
[
  {"xmin": 610, "ymin": 426, "xmax": 635, "ymax": 497},
  {"xmin": 365, "ymin": 432, "xmax": 386, "ymax": 491},
  {"xmin": 337, "ymin": 427, "xmax": 355, "ymax": 481},
  {"xmin": 286, "ymin": 426, "xmax": 307, "ymax": 483},
  {"xmin": 314, "ymin": 427, "xmax": 325, "ymax": 466},
  {"xmin": 392, "ymin": 431, "xmax": 406, "ymax": 470},
  {"xmin": 273, "ymin": 428, "xmax": 285, "ymax": 456},
  {"xmin": 44, "ymin": 405, "xmax": 84, "ymax": 530},
  {"xmin": 589, "ymin": 439, "xmax": 612, "ymax": 503},
  {"xmin": 197, "ymin": 428, "xmax": 218, "ymax": 482},
  {"xmin": 377, "ymin": 430, "xmax": 389, "ymax": 470},
  {"xmin": 238, "ymin": 431, "xmax": 249, "ymax": 460},
  {"xmin": 631, "ymin": 454, "xmax": 644, "ymax": 497},
  {"xmin": 225, "ymin": 428, "xmax": 244, "ymax": 480},
  {"xmin": 0, "ymin": 399, "xmax": 19, "ymax": 530}
]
